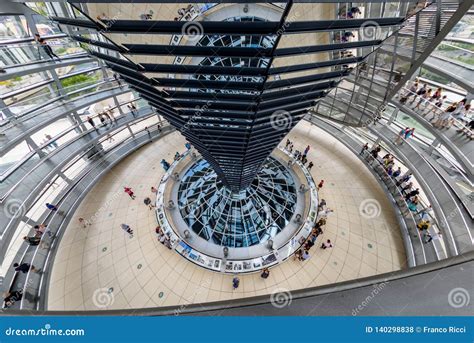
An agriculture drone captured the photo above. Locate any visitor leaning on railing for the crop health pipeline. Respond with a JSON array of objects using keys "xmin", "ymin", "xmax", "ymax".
[{"xmin": 361, "ymin": 143, "xmax": 444, "ymax": 249}]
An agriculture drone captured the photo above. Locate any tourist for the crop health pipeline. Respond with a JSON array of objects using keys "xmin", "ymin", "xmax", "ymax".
[
  {"xmin": 3, "ymin": 290, "xmax": 23, "ymax": 308},
  {"xmin": 392, "ymin": 167, "xmax": 402, "ymax": 178},
  {"xmin": 23, "ymin": 236, "xmax": 41, "ymax": 246},
  {"xmin": 360, "ymin": 143, "xmax": 369, "ymax": 155},
  {"xmin": 405, "ymin": 188, "xmax": 420, "ymax": 200},
  {"xmin": 128, "ymin": 103, "xmax": 138, "ymax": 116},
  {"xmin": 44, "ymin": 134, "xmax": 58, "ymax": 149},
  {"xmin": 45, "ymin": 203, "xmax": 58, "ymax": 211},
  {"xmin": 400, "ymin": 182, "xmax": 414, "ymax": 194},
  {"xmin": 174, "ymin": 152, "xmax": 181, "ymax": 161},
  {"xmin": 161, "ymin": 159, "xmax": 170, "ymax": 171},
  {"xmin": 13, "ymin": 262, "xmax": 39, "ymax": 274},
  {"xmin": 423, "ymin": 231, "xmax": 441, "ymax": 244},
  {"xmin": 318, "ymin": 199, "xmax": 326, "ymax": 211},
  {"xmin": 232, "ymin": 276, "xmax": 240, "ymax": 290},
  {"xmin": 261, "ymin": 268, "xmax": 270, "ymax": 279},
  {"xmin": 401, "ymin": 128, "xmax": 415, "ymax": 144},
  {"xmin": 34, "ymin": 223, "xmax": 51, "ymax": 238},
  {"xmin": 303, "ymin": 145, "xmax": 310, "ymax": 156},
  {"xmin": 78, "ymin": 217, "xmax": 91, "ymax": 228},
  {"xmin": 409, "ymin": 83, "xmax": 427, "ymax": 105},
  {"xmin": 400, "ymin": 80, "xmax": 418, "ymax": 104},
  {"xmin": 396, "ymin": 127, "xmax": 409, "ymax": 145},
  {"xmin": 317, "ymin": 180, "xmax": 324, "ymax": 189},
  {"xmin": 321, "ymin": 239, "xmax": 333, "ymax": 249},
  {"xmin": 144, "ymin": 197, "xmax": 154, "ymax": 210},
  {"xmin": 124, "ymin": 187, "xmax": 136, "ymax": 199},
  {"xmin": 417, "ymin": 219, "xmax": 431, "ymax": 232},
  {"xmin": 34, "ymin": 33, "xmax": 60, "ymax": 60},
  {"xmin": 120, "ymin": 223, "xmax": 134, "ymax": 237},
  {"xmin": 151, "ymin": 186, "xmax": 158, "ymax": 193},
  {"xmin": 87, "ymin": 116, "xmax": 96, "ymax": 129},
  {"xmin": 301, "ymin": 250, "xmax": 310, "ymax": 260},
  {"xmin": 307, "ymin": 161, "xmax": 314, "ymax": 171}
]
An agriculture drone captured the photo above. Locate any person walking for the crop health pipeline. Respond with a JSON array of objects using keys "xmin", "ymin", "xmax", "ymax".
[
  {"xmin": 402, "ymin": 128, "xmax": 415, "ymax": 144},
  {"xmin": 409, "ymin": 83, "xmax": 427, "ymax": 105},
  {"xmin": 45, "ymin": 203, "xmax": 58, "ymax": 211},
  {"xmin": 260, "ymin": 268, "xmax": 270, "ymax": 279},
  {"xmin": 151, "ymin": 186, "xmax": 158, "ymax": 194},
  {"xmin": 124, "ymin": 187, "xmax": 136, "ymax": 199},
  {"xmin": 34, "ymin": 33, "xmax": 60, "ymax": 60},
  {"xmin": 303, "ymin": 145, "xmax": 310, "ymax": 156},
  {"xmin": 13, "ymin": 262, "xmax": 39, "ymax": 274},
  {"xmin": 121, "ymin": 223, "xmax": 134, "ymax": 237},
  {"xmin": 307, "ymin": 161, "xmax": 314, "ymax": 171},
  {"xmin": 87, "ymin": 116, "xmax": 96, "ymax": 130},
  {"xmin": 395, "ymin": 127, "xmax": 409, "ymax": 145},
  {"xmin": 317, "ymin": 180, "xmax": 324, "ymax": 190},
  {"xmin": 23, "ymin": 236, "xmax": 41, "ymax": 246},
  {"xmin": 34, "ymin": 223, "xmax": 51, "ymax": 238}
]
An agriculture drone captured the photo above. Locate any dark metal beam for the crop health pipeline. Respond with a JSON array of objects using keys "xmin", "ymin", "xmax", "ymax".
[
  {"xmin": 142, "ymin": 63, "xmax": 266, "ymax": 76},
  {"xmin": 123, "ymin": 44, "xmax": 272, "ymax": 58},
  {"xmin": 275, "ymin": 40, "xmax": 382, "ymax": 56}
]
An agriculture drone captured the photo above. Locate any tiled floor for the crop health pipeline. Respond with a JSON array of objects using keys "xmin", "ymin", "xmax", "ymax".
[{"xmin": 47, "ymin": 120, "xmax": 406, "ymax": 310}]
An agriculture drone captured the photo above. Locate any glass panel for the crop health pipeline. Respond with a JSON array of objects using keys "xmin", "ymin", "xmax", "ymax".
[{"xmin": 0, "ymin": 15, "xmax": 30, "ymax": 41}]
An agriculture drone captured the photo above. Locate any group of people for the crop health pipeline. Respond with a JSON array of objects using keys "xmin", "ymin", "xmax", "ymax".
[
  {"xmin": 86, "ymin": 108, "xmax": 116, "ymax": 130},
  {"xmin": 174, "ymin": 4, "xmax": 195, "ymax": 21},
  {"xmin": 294, "ymin": 200, "xmax": 333, "ymax": 262},
  {"xmin": 284, "ymin": 139, "xmax": 314, "ymax": 170},
  {"xmin": 400, "ymin": 80, "xmax": 472, "ymax": 138}
]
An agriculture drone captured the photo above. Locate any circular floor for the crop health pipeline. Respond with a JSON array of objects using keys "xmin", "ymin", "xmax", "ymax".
[{"xmin": 47, "ymin": 120, "xmax": 406, "ymax": 310}]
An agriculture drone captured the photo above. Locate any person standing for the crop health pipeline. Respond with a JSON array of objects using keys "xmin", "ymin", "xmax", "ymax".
[
  {"xmin": 392, "ymin": 167, "xmax": 402, "ymax": 178},
  {"xmin": 124, "ymin": 187, "xmax": 136, "ymax": 199},
  {"xmin": 321, "ymin": 239, "xmax": 333, "ymax": 249},
  {"xmin": 402, "ymin": 128, "xmax": 415, "ymax": 144},
  {"xmin": 307, "ymin": 161, "xmax": 314, "ymax": 171},
  {"xmin": 232, "ymin": 276, "xmax": 240, "ymax": 290},
  {"xmin": 161, "ymin": 159, "xmax": 170, "ymax": 171},
  {"xmin": 396, "ymin": 127, "xmax": 408, "ymax": 145},
  {"xmin": 144, "ymin": 197, "xmax": 155, "ymax": 210},
  {"xmin": 260, "ymin": 268, "xmax": 270, "ymax": 279},
  {"xmin": 303, "ymin": 145, "xmax": 310, "ymax": 156},
  {"xmin": 34, "ymin": 33, "xmax": 60, "ymax": 60},
  {"xmin": 87, "ymin": 116, "xmax": 96, "ymax": 130},
  {"xmin": 360, "ymin": 143, "xmax": 369, "ymax": 155},
  {"xmin": 317, "ymin": 180, "xmax": 324, "ymax": 190},
  {"xmin": 34, "ymin": 223, "xmax": 51, "ymax": 238}
]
